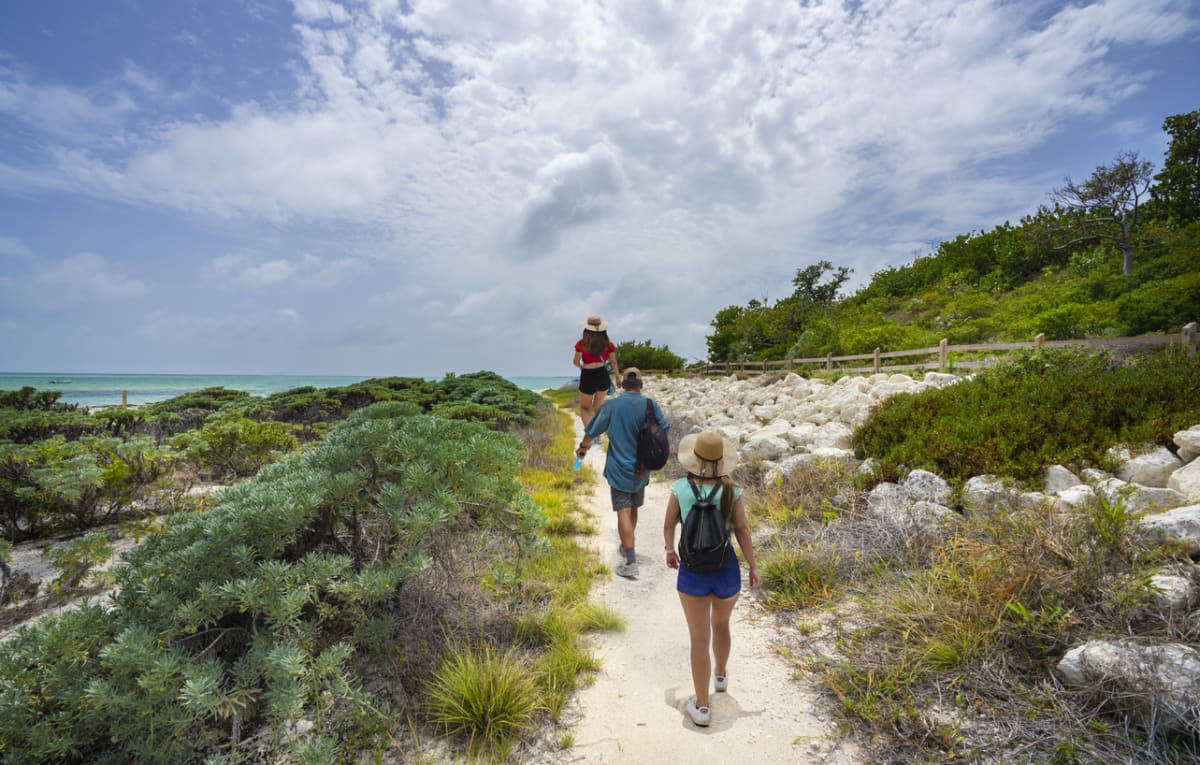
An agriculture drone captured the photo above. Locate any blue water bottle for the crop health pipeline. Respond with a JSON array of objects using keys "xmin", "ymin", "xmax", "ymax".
[{"xmin": 573, "ymin": 455, "xmax": 584, "ymax": 471}]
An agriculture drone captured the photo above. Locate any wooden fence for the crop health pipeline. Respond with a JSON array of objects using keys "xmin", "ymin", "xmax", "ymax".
[{"xmin": 691, "ymin": 322, "xmax": 1198, "ymax": 377}]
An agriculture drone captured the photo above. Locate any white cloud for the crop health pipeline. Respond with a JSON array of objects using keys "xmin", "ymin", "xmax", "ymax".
[
  {"xmin": 0, "ymin": 236, "xmax": 35, "ymax": 260},
  {"xmin": 37, "ymin": 253, "xmax": 147, "ymax": 299},
  {"xmin": 0, "ymin": 0, "xmax": 1195, "ymax": 372}
]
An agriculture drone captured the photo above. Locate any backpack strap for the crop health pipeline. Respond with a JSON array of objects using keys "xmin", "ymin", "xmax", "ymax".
[{"xmin": 686, "ymin": 475, "xmax": 722, "ymax": 503}]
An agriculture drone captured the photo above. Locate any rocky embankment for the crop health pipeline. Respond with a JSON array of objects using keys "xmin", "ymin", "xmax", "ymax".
[{"xmin": 646, "ymin": 371, "xmax": 1200, "ymax": 730}]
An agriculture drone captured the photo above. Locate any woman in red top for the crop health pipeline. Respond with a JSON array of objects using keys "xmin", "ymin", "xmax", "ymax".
[{"xmin": 573, "ymin": 314, "xmax": 620, "ymax": 429}]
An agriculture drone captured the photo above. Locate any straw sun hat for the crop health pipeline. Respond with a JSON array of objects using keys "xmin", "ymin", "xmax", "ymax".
[
  {"xmin": 677, "ymin": 431, "xmax": 740, "ymax": 478},
  {"xmin": 581, "ymin": 314, "xmax": 608, "ymax": 332}
]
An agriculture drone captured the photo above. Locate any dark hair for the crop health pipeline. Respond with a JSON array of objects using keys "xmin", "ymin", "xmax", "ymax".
[{"xmin": 580, "ymin": 329, "xmax": 609, "ymax": 356}]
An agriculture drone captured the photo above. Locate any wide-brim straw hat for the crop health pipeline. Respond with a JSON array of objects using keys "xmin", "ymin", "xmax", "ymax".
[
  {"xmin": 677, "ymin": 431, "xmax": 739, "ymax": 478},
  {"xmin": 580, "ymin": 314, "xmax": 608, "ymax": 332}
]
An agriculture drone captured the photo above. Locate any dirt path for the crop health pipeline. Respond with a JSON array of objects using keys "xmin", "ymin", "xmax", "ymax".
[{"xmin": 563, "ymin": 419, "xmax": 863, "ymax": 764}]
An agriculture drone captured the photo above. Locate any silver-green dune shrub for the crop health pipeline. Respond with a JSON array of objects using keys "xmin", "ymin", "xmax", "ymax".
[{"xmin": 0, "ymin": 403, "xmax": 544, "ymax": 764}]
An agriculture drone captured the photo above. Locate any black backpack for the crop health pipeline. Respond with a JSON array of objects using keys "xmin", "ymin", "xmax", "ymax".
[
  {"xmin": 678, "ymin": 477, "xmax": 731, "ymax": 572},
  {"xmin": 636, "ymin": 399, "xmax": 669, "ymax": 472}
]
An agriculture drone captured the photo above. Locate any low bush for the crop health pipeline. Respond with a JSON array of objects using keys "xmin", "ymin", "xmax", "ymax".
[
  {"xmin": 0, "ymin": 404, "xmax": 546, "ymax": 763},
  {"xmin": 169, "ymin": 413, "xmax": 297, "ymax": 479},
  {"xmin": 852, "ymin": 347, "xmax": 1200, "ymax": 485}
]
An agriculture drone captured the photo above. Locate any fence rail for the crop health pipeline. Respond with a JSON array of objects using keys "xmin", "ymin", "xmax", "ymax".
[{"xmin": 690, "ymin": 322, "xmax": 1198, "ymax": 377}]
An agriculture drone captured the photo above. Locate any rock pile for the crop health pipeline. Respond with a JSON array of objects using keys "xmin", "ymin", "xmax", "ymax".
[{"xmin": 646, "ymin": 372, "xmax": 1200, "ymax": 730}]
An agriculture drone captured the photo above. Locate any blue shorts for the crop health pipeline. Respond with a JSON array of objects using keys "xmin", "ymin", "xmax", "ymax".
[{"xmin": 677, "ymin": 551, "xmax": 741, "ymax": 599}]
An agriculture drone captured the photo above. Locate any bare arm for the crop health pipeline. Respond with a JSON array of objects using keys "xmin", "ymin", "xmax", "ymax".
[
  {"xmin": 731, "ymin": 496, "xmax": 759, "ymax": 588},
  {"xmin": 664, "ymin": 493, "xmax": 681, "ymax": 570},
  {"xmin": 608, "ymin": 350, "xmax": 620, "ymax": 379},
  {"xmin": 572, "ymin": 350, "xmax": 583, "ymax": 369}
]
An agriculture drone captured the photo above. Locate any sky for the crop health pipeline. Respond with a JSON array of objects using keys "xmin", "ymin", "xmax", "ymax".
[{"xmin": 0, "ymin": 0, "xmax": 1197, "ymax": 377}]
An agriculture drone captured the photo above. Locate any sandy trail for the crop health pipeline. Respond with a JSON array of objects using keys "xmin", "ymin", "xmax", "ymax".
[{"xmin": 564, "ymin": 418, "xmax": 861, "ymax": 764}]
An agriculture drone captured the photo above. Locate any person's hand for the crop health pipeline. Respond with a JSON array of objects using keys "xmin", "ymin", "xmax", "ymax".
[
  {"xmin": 666, "ymin": 550, "xmax": 679, "ymax": 570},
  {"xmin": 575, "ymin": 446, "xmax": 587, "ymax": 457},
  {"xmin": 747, "ymin": 565, "xmax": 760, "ymax": 590}
]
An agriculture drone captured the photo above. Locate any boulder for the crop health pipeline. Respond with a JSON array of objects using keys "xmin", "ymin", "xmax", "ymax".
[
  {"xmin": 1115, "ymin": 446, "xmax": 1183, "ymax": 488},
  {"xmin": 1054, "ymin": 484, "xmax": 1098, "ymax": 511},
  {"xmin": 1174, "ymin": 425, "xmax": 1200, "ymax": 463},
  {"xmin": 1095, "ymin": 478, "xmax": 1190, "ymax": 514},
  {"xmin": 901, "ymin": 469, "xmax": 953, "ymax": 506},
  {"xmin": 1147, "ymin": 572, "xmax": 1197, "ymax": 611},
  {"xmin": 741, "ymin": 434, "xmax": 789, "ymax": 462},
  {"xmin": 1136, "ymin": 504, "xmax": 1200, "ymax": 556},
  {"xmin": 961, "ymin": 475, "xmax": 1010, "ymax": 515},
  {"xmin": 1167, "ymin": 459, "xmax": 1200, "ymax": 502},
  {"xmin": 1057, "ymin": 640, "xmax": 1200, "ymax": 731},
  {"xmin": 1045, "ymin": 465, "xmax": 1083, "ymax": 494}
]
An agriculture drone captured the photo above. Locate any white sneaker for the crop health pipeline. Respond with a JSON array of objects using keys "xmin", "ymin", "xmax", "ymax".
[
  {"xmin": 615, "ymin": 561, "xmax": 639, "ymax": 578},
  {"xmin": 714, "ymin": 673, "xmax": 728, "ymax": 692},
  {"xmin": 685, "ymin": 696, "xmax": 711, "ymax": 726}
]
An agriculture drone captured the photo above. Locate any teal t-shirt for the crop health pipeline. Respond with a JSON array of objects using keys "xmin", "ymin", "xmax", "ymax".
[
  {"xmin": 670, "ymin": 477, "xmax": 742, "ymax": 523},
  {"xmin": 584, "ymin": 392, "xmax": 668, "ymax": 493}
]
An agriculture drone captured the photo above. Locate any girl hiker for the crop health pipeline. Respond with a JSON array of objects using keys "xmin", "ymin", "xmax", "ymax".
[
  {"xmin": 572, "ymin": 314, "xmax": 619, "ymax": 431},
  {"xmin": 663, "ymin": 431, "xmax": 759, "ymax": 727}
]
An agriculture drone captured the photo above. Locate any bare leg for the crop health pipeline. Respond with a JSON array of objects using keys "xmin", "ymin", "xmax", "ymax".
[
  {"xmin": 578, "ymin": 392, "xmax": 595, "ymax": 427},
  {"xmin": 679, "ymin": 593, "xmax": 714, "ymax": 708},
  {"xmin": 710, "ymin": 592, "xmax": 740, "ymax": 678},
  {"xmin": 616, "ymin": 507, "xmax": 636, "ymax": 550}
]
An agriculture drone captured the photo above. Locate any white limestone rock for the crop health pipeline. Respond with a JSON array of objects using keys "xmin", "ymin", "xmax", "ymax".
[
  {"xmin": 1116, "ymin": 446, "xmax": 1183, "ymax": 488},
  {"xmin": 1167, "ymin": 459, "xmax": 1200, "ymax": 502},
  {"xmin": 1095, "ymin": 478, "xmax": 1189, "ymax": 514},
  {"xmin": 1136, "ymin": 504, "xmax": 1200, "ymax": 556},
  {"xmin": 1174, "ymin": 425, "xmax": 1200, "ymax": 463},
  {"xmin": 813, "ymin": 422, "xmax": 854, "ymax": 450},
  {"xmin": 741, "ymin": 434, "xmax": 789, "ymax": 462},
  {"xmin": 1054, "ymin": 484, "xmax": 1098, "ymax": 511},
  {"xmin": 1081, "ymin": 468, "xmax": 1112, "ymax": 485},
  {"xmin": 961, "ymin": 475, "xmax": 1011, "ymax": 515},
  {"xmin": 901, "ymin": 469, "xmax": 953, "ymax": 506},
  {"xmin": 1148, "ymin": 572, "xmax": 1197, "ymax": 611},
  {"xmin": 1057, "ymin": 640, "xmax": 1200, "ymax": 731},
  {"xmin": 1045, "ymin": 465, "xmax": 1084, "ymax": 494}
]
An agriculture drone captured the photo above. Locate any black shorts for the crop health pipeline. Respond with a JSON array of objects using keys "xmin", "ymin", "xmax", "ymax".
[{"xmin": 579, "ymin": 366, "xmax": 611, "ymax": 395}]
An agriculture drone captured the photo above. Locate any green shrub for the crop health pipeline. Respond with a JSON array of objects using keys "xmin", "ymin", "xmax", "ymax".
[
  {"xmin": 169, "ymin": 414, "xmax": 297, "ymax": 479},
  {"xmin": 615, "ymin": 339, "xmax": 686, "ymax": 371},
  {"xmin": 1115, "ymin": 271, "xmax": 1200, "ymax": 335},
  {"xmin": 0, "ymin": 436, "xmax": 174, "ymax": 541},
  {"xmin": 0, "ymin": 405, "xmax": 545, "ymax": 763},
  {"xmin": 852, "ymin": 348, "xmax": 1200, "ymax": 484}
]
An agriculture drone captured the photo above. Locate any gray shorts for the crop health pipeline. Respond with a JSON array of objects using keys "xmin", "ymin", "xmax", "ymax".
[{"xmin": 610, "ymin": 486, "xmax": 645, "ymax": 512}]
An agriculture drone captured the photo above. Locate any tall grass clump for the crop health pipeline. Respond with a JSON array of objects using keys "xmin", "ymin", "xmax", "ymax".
[
  {"xmin": 853, "ymin": 347, "xmax": 1200, "ymax": 485},
  {"xmin": 425, "ymin": 642, "xmax": 542, "ymax": 759},
  {"xmin": 820, "ymin": 493, "xmax": 1190, "ymax": 763}
]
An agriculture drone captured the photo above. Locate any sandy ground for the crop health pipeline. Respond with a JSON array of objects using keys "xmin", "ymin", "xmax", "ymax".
[{"xmin": 562, "ymin": 419, "xmax": 864, "ymax": 765}]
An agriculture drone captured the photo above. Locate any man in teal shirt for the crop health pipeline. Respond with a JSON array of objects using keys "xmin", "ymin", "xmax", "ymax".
[{"xmin": 576, "ymin": 368, "xmax": 669, "ymax": 578}]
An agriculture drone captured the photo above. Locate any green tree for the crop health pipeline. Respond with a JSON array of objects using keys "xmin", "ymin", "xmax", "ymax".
[
  {"xmin": 1153, "ymin": 109, "xmax": 1200, "ymax": 226},
  {"xmin": 1047, "ymin": 151, "xmax": 1155, "ymax": 275},
  {"xmin": 706, "ymin": 305, "xmax": 745, "ymax": 362},
  {"xmin": 615, "ymin": 339, "xmax": 686, "ymax": 371}
]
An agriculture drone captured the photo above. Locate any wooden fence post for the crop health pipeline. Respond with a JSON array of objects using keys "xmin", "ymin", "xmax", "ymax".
[
  {"xmin": 122, "ymin": 390, "xmax": 128, "ymax": 408},
  {"xmin": 1034, "ymin": 333, "xmax": 1044, "ymax": 352},
  {"xmin": 1184, "ymin": 322, "xmax": 1197, "ymax": 357},
  {"xmin": 939, "ymin": 339, "xmax": 947, "ymax": 371},
  {"xmin": 873, "ymin": 347, "xmax": 881, "ymax": 373},
  {"xmin": 825, "ymin": 352, "xmax": 833, "ymax": 372}
]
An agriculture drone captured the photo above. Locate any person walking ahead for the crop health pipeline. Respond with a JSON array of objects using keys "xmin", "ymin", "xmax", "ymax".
[
  {"xmin": 575, "ymin": 368, "xmax": 667, "ymax": 578},
  {"xmin": 663, "ymin": 431, "xmax": 759, "ymax": 727},
  {"xmin": 572, "ymin": 314, "xmax": 619, "ymax": 430}
]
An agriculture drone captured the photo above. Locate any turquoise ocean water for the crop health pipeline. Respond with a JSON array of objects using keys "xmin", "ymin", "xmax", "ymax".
[{"xmin": 0, "ymin": 373, "xmax": 575, "ymax": 408}]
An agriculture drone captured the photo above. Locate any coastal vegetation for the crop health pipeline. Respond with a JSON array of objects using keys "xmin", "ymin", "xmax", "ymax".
[
  {"xmin": 706, "ymin": 110, "xmax": 1199, "ymax": 365},
  {"xmin": 750, "ymin": 348, "xmax": 1199, "ymax": 763},
  {"xmin": 1, "ymin": 374, "xmax": 616, "ymax": 763}
]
